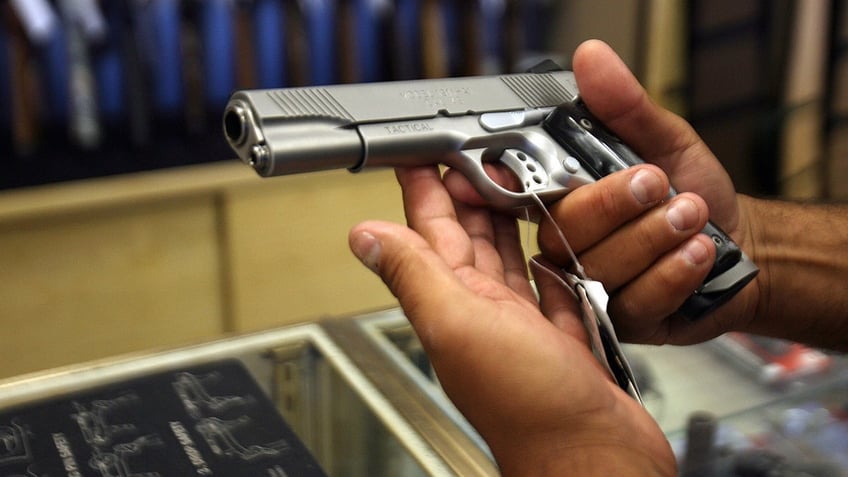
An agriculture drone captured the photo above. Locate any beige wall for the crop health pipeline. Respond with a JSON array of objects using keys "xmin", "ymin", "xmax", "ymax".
[
  {"xmin": 222, "ymin": 170, "xmax": 405, "ymax": 332},
  {"xmin": 0, "ymin": 164, "xmax": 404, "ymax": 378}
]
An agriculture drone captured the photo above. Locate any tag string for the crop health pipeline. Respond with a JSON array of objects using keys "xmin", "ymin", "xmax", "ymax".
[{"xmin": 527, "ymin": 192, "xmax": 586, "ymax": 280}]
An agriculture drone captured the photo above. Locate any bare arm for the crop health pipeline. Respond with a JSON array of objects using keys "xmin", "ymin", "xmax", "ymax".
[{"xmin": 741, "ymin": 197, "xmax": 848, "ymax": 350}]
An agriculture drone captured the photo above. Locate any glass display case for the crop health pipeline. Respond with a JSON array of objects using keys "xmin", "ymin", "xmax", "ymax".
[
  {"xmin": 1, "ymin": 307, "xmax": 845, "ymax": 476},
  {"xmin": 0, "ymin": 320, "xmax": 494, "ymax": 477},
  {"xmin": 337, "ymin": 309, "xmax": 848, "ymax": 476}
]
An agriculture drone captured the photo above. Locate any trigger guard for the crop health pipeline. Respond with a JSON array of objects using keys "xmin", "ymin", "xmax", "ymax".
[
  {"xmin": 447, "ymin": 129, "xmax": 596, "ymax": 209},
  {"xmin": 449, "ymin": 150, "xmax": 523, "ymax": 208},
  {"xmin": 448, "ymin": 148, "xmax": 577, "ymax": 210}
]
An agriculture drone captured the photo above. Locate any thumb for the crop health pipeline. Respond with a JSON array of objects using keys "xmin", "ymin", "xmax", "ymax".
[
  {"xmin": 349, "ymin": 220, "xmax": 468, "ymax": 323},
  {"xmin": 572, "ymin": 39, "xmax": 683, "ymax": 162}
]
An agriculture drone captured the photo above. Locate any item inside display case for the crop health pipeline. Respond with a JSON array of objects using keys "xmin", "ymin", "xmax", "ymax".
[
  {"xmin": 709, "ymin": 333, "xmax": 835, "ymax": 387},
  {"xmin": 0, "ymin": 359, "xmax": 327, "ymax": 476},
  {"xmin": 1, "ymin": 309, "xmax": 846, "ymax": 476},
  {"xmin": 673, "ymin": 404, "xmax": 848, "ymax": 476},
  {"xmin": 346, "ymin": 311, "xmax": 848, "ymax": 476},
  {"xmin": 0, "ymin": 321, "xmax": 487, "ymax": 477}
]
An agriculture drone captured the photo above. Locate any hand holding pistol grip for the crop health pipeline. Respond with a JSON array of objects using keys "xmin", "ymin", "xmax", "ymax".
[{"xmin": 542, "ymin": 100, "xmax": 759, "ymax": 320}]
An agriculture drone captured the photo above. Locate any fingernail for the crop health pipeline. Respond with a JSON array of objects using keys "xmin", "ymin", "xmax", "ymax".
[
  {"xmin": 681, "ymin": 238, "xmax": 710, "ymax": 266},
  {"xmin": 630, "ymin": 169, "xmax": 664, "ymax": 205},
  {"xmin": 351, "ymin": 231, "xmax": 381, "ymax": 273},
  {"xmin": 666, "ymin": 198, "xmax": 699, "ymax": 231}
]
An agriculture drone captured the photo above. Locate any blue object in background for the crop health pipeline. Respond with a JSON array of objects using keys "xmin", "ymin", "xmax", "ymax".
[
  {"xmin": 480, "ymin": 0, "xmax": 505, "ymax": 73},
  {"xmin": 394, "ymin": 0, "xmax": 420, "ymax": 80},
  {"xmin": 94, "ymin": 2, "xmax": 126, "ymax": 121},
  {"xmin": 152, "ymin": 0, "xmax": 183, "ymax": 114},
  {"xmin": 440, "ymin": 0, "xmax": 460, "ymax": 76},
  {"xmin": 201, "ymin": 0, "xmax": 235, "ymax": 107},
  {"xmin": 253, "ymin": 0, "xmax": 286, "ymax": 88},
  {"xmin": 303, "ymin": 0, "xmax": 336, "ymax": 85},
  {"xmin": 134, "ymin": 0, "xmax": 183, "ymax": 115},
  {"xmin": 0, "ymin": 29, "xmax": 10, "ymax": 129},
  {"xmin": 40, "ymin": 21, "xmax": 70, "ymax": 121},
  {"xmin": 354, "ymin": 0, "xmax": 381, "ymax": 83},
  {"xmin": 522, "ymin": 0, "xmax": 549, "ymax": 53}
]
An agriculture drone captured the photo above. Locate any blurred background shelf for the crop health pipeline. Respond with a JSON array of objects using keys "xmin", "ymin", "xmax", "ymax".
[{"xmin": 0, "ymin": 0, "xmax": 846, "ymax": 380}]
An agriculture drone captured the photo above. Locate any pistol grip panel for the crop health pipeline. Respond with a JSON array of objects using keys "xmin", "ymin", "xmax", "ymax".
[
  {"xmin": 701, "ymin": 221, "xmax": 741, "ymax": 281},
  {"xmin": 678, "ymin": 256, "xmax": 759, "ymax": 318}
]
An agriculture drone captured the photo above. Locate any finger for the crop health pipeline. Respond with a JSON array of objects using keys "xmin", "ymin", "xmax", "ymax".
[
  {"xmin": 443, "ymin": 164, "xmax": 523, "ymax": 207},
  {"xmin": 453, "ymin": 201, "xmax": 537, "ymax": 302},
  {"xmin": 538, "ymin": 165, "xmax": 669, "ymax": 262},
  {"xmin": 609, "ymin": 234, "xmax": 716, "ymax": 343},
  {"xmin": 349, "ymin": 220, "xmax": 542, "ymax": 361},
  {"xmin": 578, "ymin": 193, "xmax": 711, "ymax": 290},
  {"xmin": 396, "ymin": 166, "xmax": 474, "ymax": 269},
  {"xmin": 349, "ymin": 220, "xmax": 471, "ymax": 334},
  {"xmin": 529, "ymin": 257, "xmax": 588, "ymax": 341},
  {"xmin": 492, "ymin": 213, "xmax": 535, "ymax": 301},
  {"xmin": 454, "ymin": 200, "xmax": 505, "ymax": 281},
  {"xmin": 572, "ymin": 39, "xmax": 704, "ymax": 175}
]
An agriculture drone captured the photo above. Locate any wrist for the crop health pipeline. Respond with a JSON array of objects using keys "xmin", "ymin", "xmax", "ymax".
[
  {"xmin": 493, "ymin": 437, "xmax": 676, "ymax": 477},
  {"xmin": 485, "ymin": 402, "xmax": 677, "ymax": 477},
  {"xmin": 731, "ymin": 195, "xmax": 769, "ymax": 328},
  {"xmin": 738, "ymin": 196, "xmax": 848, "ymax": 350}
]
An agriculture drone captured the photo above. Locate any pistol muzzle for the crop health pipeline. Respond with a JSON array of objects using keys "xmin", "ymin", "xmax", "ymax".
[{"xmin": 223, "ymin": 99, "xmax": 363, "ymax": 176}]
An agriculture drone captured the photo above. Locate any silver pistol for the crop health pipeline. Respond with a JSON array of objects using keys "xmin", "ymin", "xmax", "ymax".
[{"xmin": 222, "ymin": 67, "xmax": 758, "ymax": 320}]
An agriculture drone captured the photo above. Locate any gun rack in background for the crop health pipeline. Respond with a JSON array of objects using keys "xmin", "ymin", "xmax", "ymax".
[
  {"xmin": 0, "ymin": 0, "xmax": 561, "ymax": 191},
  {"xmin": 1, "ymin": 0, "xmax": 846, "ymax": 200}
]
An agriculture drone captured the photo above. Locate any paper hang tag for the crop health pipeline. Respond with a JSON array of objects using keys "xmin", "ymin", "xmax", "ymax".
[
  {"xmin": 529, "ymin": 257, "xmax": 643, "ymax": 405},
  {"xmin": 574, "ymin": 276, "xmax": 643, "ymax": 405}
]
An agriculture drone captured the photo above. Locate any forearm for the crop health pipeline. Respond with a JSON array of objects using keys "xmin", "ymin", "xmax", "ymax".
[
  {"xmin": 496, "ymin": 439, "xmax": 677, "ymax": 477},
  {"xmin": 740, "ymin": 195, "xmax": 848, "ymax": 350},
  {"xmin": 493, "ymin": 440, "xmax": 676, "ymax": 477},
  {"xmin": 496, "ymin": 451, "xmax": 674, "ymax": 477},
  {"xmin": 485, "ymin": 404, "xmax": 677, "ymax": 477}
]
